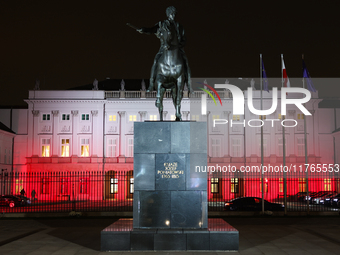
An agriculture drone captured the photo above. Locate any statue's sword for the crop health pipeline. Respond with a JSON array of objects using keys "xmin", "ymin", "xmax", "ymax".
[{"xmin": 126, "ymin": 23, "xmax": 140, "ymax": 30}]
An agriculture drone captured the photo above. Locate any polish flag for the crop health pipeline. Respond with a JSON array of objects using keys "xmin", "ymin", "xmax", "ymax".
[{"xmin": 282, "ymin": 57, "xmax": 290, "ymax": 88}]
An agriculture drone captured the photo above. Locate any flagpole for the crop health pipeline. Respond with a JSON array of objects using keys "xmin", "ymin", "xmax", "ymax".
[
  {"xmin": 302, "ymin": 54, "xmax": 310, "ymax": 215},
  {"xmin": 260, "ymin": 54, "xmax": 264, "ymax": 214},
  {"xmin": 281, "ymin": 54, "xmax": 287, "ymax": 215}
]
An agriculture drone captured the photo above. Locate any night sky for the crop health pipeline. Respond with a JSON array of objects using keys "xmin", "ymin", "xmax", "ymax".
[{"xmin": 1, "ymin": 0, "xmax": 340, "ymax": 106}]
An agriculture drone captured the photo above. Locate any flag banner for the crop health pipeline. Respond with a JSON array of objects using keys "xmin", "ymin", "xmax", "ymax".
[
  {"xmin": 303, "ymin": 60, "xmax": 317, "ymax": 92},
  {"xmin": 262, "ymin": 60, "xmax": 269, "ymax": 92},
  {"xmin": 282, "ymin": 57, "xmax": 290, "ymax": 88}
]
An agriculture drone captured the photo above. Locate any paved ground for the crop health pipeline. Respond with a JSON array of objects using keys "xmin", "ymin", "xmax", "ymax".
[{"xmin": 0, "ymin": 216, "xmax": 339, "ymax": 254}]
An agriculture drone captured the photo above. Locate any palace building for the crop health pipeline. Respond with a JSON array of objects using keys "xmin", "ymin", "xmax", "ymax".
[{"xmin": 0, "ymin": 78, "xmax": 339, "ymax": 204}]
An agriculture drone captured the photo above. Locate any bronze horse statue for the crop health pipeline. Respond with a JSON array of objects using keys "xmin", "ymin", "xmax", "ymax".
[
  {"xmin": 129, "ymin": 6, "xmax": 192, "ymax": 121},
  {"xmin": 152, "ymin": 21, "xmax": 188, "ymax": 121}
]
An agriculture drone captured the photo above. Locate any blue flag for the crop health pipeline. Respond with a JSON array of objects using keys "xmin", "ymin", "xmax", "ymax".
[
  {"xmin": 262, "ymin": 60, "xmax": 269, "ymax": 92},
  {"xmin": 302, "ymin": 60, "xmax": 316, "ymax": 92}
]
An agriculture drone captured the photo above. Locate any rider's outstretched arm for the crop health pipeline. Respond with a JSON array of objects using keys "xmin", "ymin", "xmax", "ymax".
[{"xmin": 138, "ymin": 23, "xmax": 159, "ymax": 35}]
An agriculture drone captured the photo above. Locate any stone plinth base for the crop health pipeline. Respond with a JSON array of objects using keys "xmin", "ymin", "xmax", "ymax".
[
  {"xmin": 133, "ymin": 121, "xmax": 208, "ymax": 229},
  {"xmin": 101, "ymin": 218, "xmax": 239, "ymax": 251}
]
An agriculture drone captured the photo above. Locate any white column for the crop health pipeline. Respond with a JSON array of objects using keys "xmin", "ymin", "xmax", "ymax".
[
  {"xmin": 27, "ymin": 103, "xmax": 34, "ymax": 157},
  {"xmin": 52, "ymin": 110, "xmax": 59, "ymax": 156},
  {"xmin": 223, "ymin": 111, "xmax": 231, "ymax": 157},
  {"xmin": 71, "ymin": 110, "xmax": 79, "ymax": 156},
  {"xmin": 118, "ymin": 111, "xmax": 126, "ymax": 156},
  {"xmin": 182, "ymin": 111, "xmax": 189, "ymax": 121},
  {"xmin": 32, "ymin": 110, "xmax": 40, "ymax": 156},
  {"xmin": 91, "ymin": 110, "xmax": 98, "ymax": 156},
  {"xmin": 138, "ymin": 111, "xmax": 147, "ymax": 122}
]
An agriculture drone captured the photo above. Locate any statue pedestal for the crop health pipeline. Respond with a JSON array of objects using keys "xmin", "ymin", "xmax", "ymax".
[
  {"xmin": 101, "ymin": 218, "xmax": 239, "ymax": 251},
  {"xmin": 133, "ymin": 121, "xmax": 208, "ymax": 229},
  {"xmin": 101, "ymin": 121, "xmax": 239, "ymax": 251}
]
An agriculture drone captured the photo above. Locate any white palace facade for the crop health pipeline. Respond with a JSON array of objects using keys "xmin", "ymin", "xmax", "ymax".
[{"xmin": 0, "ymin": 78, "xmax": 339, "ymax": 201}]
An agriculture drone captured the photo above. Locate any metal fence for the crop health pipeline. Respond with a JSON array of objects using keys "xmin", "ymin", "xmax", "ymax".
[
  {"xmin": 0, "ymin": 171, "xmax": 133, "ymax": 213},
  {"xmin": 0, "ymin": 171, "xmax": 339, "ymax": 214},
  {"xmin": 207, "ymin": 171, "xmax": 340, "ymax": 213}
]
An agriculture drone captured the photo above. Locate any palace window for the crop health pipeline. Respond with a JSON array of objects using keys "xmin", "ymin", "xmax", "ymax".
[
  {"xmin": 231, "ymin": 138, "xmax": 241, "ymax": 157},
  {"xmin": 279, "ymin": 178, "xmax": 284, "ymax": 193},
  {"xmin": 278, "ymin": 138, "xmax": 287, "ymax": 157},
  {"xmin": 62, "ymin": 114, "xmax": 70, "ymax": 120},
  {"xmin": 61, "ymin": 139, "xmax": 70, "ymax": 157},
  {"xmin": 211, "ymin": 178, "xmax": 219, "ymax": 193},
  {"xmin": 80, "ymin": 139, "xmax": 90, "ymax": 157},
  {"xmin": 127, "ymin": 138, "xmax": 133, "ymax": 157},
  {"xmin": 258, "ymin": 137, "xmax": 268, "ymax": 157},
  {"xmin": 231, "ymin": 178, "xmax": 239, "ymax": 193},
  {"xmin": 41, "ymin": 139, "xmax": 50, "ymax": 157},
  {"xmin": 324, "ymin": 179, "xmax": 332, "ymax": 191},
  {"xmin": 299, "ymin": 178, "xmax": 306, "ymax": 192},
  {"xmin": 277, "ymin": 114, "xmax": 285, "ymax": 131},
  {"xmin": 107, "ymin": 138, "xmax": 117, "ymax": 157},
  {"xmin": 15, "ymin": 179, "xmax": 23, "ymax": 194},
  {"xmin": 81, "ymin": 114, "xmax": 90, "ymax": 121},
  {"xmin": 212, "ymin": 115, "xmax": 220, "ymax": 120},
  {"xmin": 149, "ymin": 115, "xmax": 157, "ymax": 121},
  {"xmin": 129, "ymin": 115, "xmax": 137, "ymax": 121},
  {"xmin": 130, "ymin": 178, "xmax": 134, "ymax": 194},
  {"xmin": 42, "ymin": 114, "xmax": 50, "ymax": 121},
  {"xmin": 109, "ymin": 115, "xmax": 116, "ymax": 121},
  {"xmin": 110, "ymin": 178, "xmax": 118, "ymax": 194},
  {"xmin": 297, "ymin": 138, "xmax": 305, "ymax": 156},
  {"xmin": 191, "ymin": 115, "xmax": 199, "ymax": 121},
  {"xmin": 297, "ymin": 114, "xmax": 304, "ymax": 120},
  {"xmin": 211, "ymin": 138, "xmax": 221, "ymax": 157},
  {"xmin": 233, "ymin": 115, "xmax": 240, "ymax": 121},
  {"xmin": 259, "ymin": 178, "xmax": 268, "ymax": 193},
  {"xmin": 297, "ymin": 114, "xmax": 305, "ymax": 131}
]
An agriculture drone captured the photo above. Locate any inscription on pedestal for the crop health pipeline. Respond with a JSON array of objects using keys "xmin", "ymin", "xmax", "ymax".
[
  {"xmin": 158, "ymin": 162, "xmax": 184, "ymax": 179},
  {"xmin": 134, "ymin": 122, "xmax": 207, "ymax": 229},
  {"xmin": 156, "ymin": 154, "xmax": 186, "ymax": 191}
]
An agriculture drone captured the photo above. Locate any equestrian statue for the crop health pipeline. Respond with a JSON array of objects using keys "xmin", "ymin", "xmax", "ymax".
[{"xmin": 128, "ymin": 6, "xmax": 193, "ymax": 121}]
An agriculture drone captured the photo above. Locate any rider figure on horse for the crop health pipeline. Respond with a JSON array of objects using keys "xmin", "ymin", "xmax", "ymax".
[{"xmin": 137, "ymin": 6, "xmax": 192, "ymax": 93}]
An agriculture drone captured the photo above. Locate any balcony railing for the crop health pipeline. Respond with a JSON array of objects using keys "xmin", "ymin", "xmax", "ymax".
[{"xmin": 105, "ymin": 90, "xmax": 232, "ymax": 99}]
